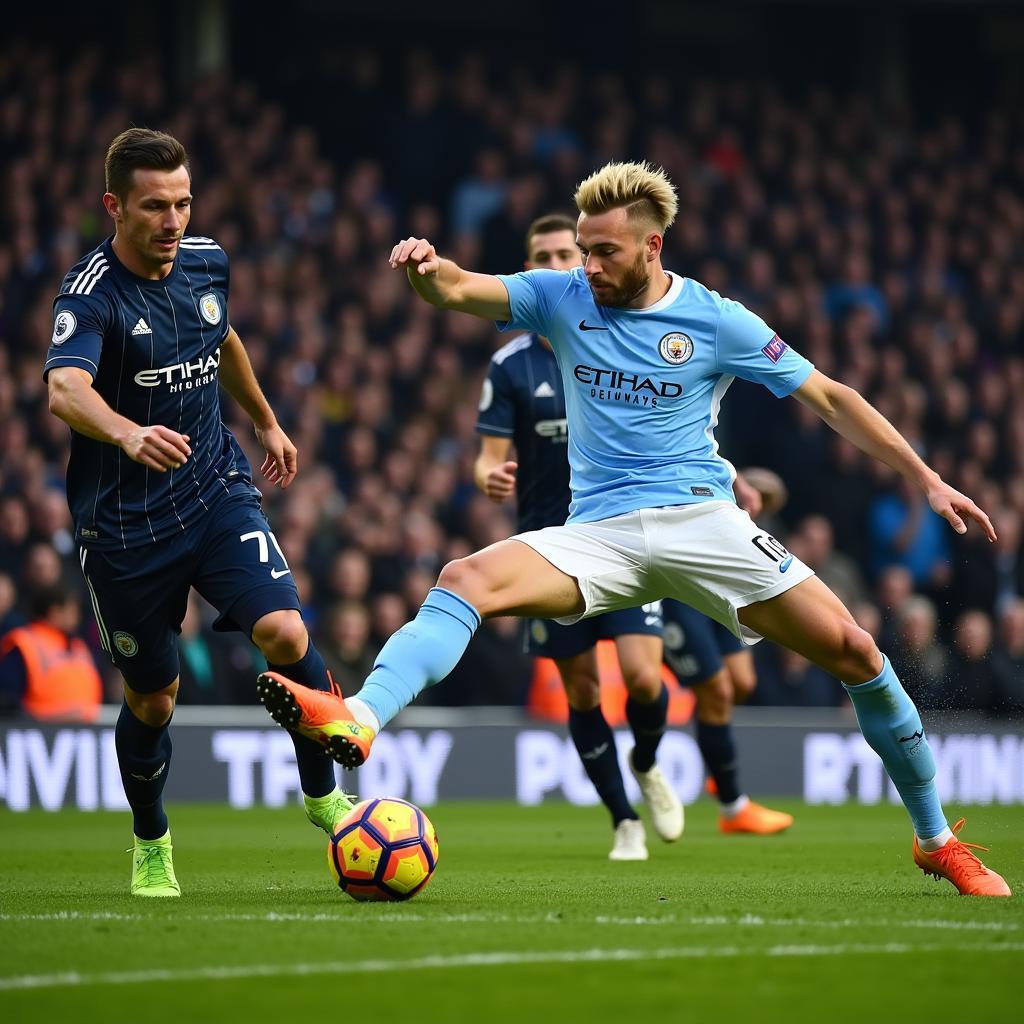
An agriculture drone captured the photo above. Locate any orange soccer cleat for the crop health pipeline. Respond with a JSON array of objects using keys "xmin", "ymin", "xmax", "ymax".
[
  {"xmin": 912, "ymin": 818, "xmax": 1012, "ymax": 897},
  {"xmin": 719, "ymin": 800, "xmax": 794, "ymax": 835},
  {"xmin": 256, "ymin": 671, "xmax": 375, "ymax": 769}
]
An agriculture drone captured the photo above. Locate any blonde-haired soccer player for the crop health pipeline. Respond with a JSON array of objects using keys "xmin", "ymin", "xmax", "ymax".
[{"xmin": 261, "ymin": 161, "xmax": 1010, "ymax": 896}]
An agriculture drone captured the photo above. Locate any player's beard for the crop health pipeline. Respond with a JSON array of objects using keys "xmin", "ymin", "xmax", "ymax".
[{"xmin": 590, "ymin": 251, "xmax": 649, "ymax": 308}]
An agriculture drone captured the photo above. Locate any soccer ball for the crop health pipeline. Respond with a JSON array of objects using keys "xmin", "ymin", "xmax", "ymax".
[{"xmin": 328, "ymin": 797, "xmax": 439, "ymax": 901}]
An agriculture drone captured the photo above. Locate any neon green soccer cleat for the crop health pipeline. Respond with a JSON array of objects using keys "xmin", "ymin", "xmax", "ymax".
[
  {"xmin": 304, "ymin": 788, "xmax": 357, "ymax": 835},
  {"xmin": 130, "ymin": 831, "xmax": 181, "ymax": 897}
]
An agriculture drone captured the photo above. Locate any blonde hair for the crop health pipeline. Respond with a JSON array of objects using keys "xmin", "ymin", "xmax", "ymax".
[{"xmin": 574, "ymin": 161, "xmax": 678, "ymax": 234}]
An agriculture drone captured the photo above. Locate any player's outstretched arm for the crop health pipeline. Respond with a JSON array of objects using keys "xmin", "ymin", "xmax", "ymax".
[
  {"xmin": 473, "ymin": 435, "xmax": 518, "ymax": 503},
  {"xmin": 389, "ymin": 237, "xmax": 512, "ymax": 321},
  {"xmin": 218, "ymin": 328, "xmax": 297, "ymax": 488},
  {"xmin": 47, "ymin": 366, "xmax": 191, "ymax": 472},
  {"xmin": 794, "ymin": 369, "xmax": 996, "ymax": 541}
]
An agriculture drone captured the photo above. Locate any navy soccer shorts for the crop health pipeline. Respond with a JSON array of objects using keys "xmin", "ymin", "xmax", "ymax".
[
  {"xmin": 524, "ymin": 601, "xmax": 663, "ymax": 660},
  {"xmin": 78, "ymin": 485, "xmax": 301, "ymax": 692},
  {"xmin": 661, "ymin": 598, "xmax": 745, "ymax": 686}
]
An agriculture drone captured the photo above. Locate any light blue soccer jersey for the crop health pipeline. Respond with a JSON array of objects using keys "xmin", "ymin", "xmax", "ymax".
[{"xmin": 496, "ymin": 267, "xmax": 814, "ymax": 524}]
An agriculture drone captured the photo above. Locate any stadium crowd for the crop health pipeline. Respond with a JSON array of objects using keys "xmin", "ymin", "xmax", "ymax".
[{"xmin": 1, "ymin": 41, "xmax": 1023, "ymax": 715}]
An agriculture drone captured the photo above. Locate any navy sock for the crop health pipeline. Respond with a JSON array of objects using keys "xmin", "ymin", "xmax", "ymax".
[
  {"xmin": 625, "ymin": 683, "xmax": 669, "ymax": 773},
  {"xmin": 695, "ymin": 720, "xmax": 741, "ymax": 804},
  {"xmin": 568, "ymin": 705, "xmax": 636, "ymax": 826},
  {"xmin": 269, "ymin": 640, "xmax": 337, "ymax": 798},
  {"xmin": 115, "ymin": 701, "xmax": 171, "ymax": 840}
]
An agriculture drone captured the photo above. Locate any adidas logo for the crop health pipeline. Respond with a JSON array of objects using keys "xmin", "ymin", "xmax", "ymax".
[
  {"xmin": 533, "ymin": 381, "xmax": 556, "ymax": 398},
  {"xmin": 131, "ymin": 318, "xmax": 152, "ymax": 336}
]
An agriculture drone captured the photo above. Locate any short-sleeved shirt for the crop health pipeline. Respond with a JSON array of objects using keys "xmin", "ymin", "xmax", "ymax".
[
  {"xmin": 45, "ymin": 236, "xmax": 255, "ymax": 550},
  {"xmin": 476, "ymin": 333, "xmax": 572, "ymax": 533},
  {"xmin": 496, "ymin": 268, "xmax": 814, "ymax": 524}
]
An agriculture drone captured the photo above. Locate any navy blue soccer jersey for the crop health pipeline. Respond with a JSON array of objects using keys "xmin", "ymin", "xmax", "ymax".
[
  {"xmin": 476, "ymin": 333, "xmax": 573, "ymax": 533},
  {"xmin": 45, "ymin": 236, "xmax": 254, "ymax": 550}
]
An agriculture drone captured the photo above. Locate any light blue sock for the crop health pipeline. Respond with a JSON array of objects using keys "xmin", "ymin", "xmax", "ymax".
[
  {"xmin": 357, "ymin": 587, "xmax": 481, "ymax": 728},
  {"xmin": 842, "ymin": 654, "xmax": 947, "ymax": 839}
]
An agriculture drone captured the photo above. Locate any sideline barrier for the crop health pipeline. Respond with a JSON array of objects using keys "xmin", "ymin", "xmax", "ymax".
[{"xmin": 0, "ymin": 706, "xmax": 1021, "ymax": 810}]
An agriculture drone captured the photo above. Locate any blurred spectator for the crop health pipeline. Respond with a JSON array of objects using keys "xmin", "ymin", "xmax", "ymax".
[
  {"xmin": 789, "ymin": 514, "xmax": 867, "ymax": 608},
  {"xmin": 0, "ymin": 584, "xmax": 102, "ymax": 720},
  {"xmin": 992, "ymin": 600, "xmax": 1024, "ymax": 716},
  {"xmin": 891, "ymin": 596, "xmax": 950, "ymax": 710},
  {"xmin": 316, "ymin": 601, "xmax": 375, "ymax": 696},
  {"xmin": 869, "ymin": 479, "xmax": 951, "ymax": 589},
  {"xmin": 946, "ymin": 610, "xmax": 998, "ymax": 712}
]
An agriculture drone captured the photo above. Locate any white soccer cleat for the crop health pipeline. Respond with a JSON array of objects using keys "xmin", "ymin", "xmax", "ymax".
[
  {"xmin": 608, "ymin": 818, "xmax": 649, "ymax": 861},
  {"xmin": 630, "ymin": 751, "xmax": 684, "ymax": 842}
]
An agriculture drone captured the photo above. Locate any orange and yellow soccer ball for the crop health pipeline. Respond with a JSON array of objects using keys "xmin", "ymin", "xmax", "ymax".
[{"xmin": 328, "ymin": 797, "xmax": 439, "ymax": 901}]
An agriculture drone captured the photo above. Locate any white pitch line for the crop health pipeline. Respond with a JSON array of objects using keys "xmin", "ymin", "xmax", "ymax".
[
  {"xmin": 0, "ymin": 911, "xmax": 1019, "ymax": 934},
  {"xmin": 2, "ymin": 942, "xmax": 1023, "ymax": 991}
]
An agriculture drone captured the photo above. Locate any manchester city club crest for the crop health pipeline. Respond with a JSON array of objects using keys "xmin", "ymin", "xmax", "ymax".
[
  {"xmin": 658, "ymin": 331, "xmax": 693, "ymax": 365},
  {"xmin": 199, "ymin": 292, "xmax": 222, "ymax": 325},
  {"xmin": 52, "ymin": 310, "xmax": 77, "ymax": 345},
  {"xmin": 113, "ymin": 631, "xmax": 139, "ymax": 657}
]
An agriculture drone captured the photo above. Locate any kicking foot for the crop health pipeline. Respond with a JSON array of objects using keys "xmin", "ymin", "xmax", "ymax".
[
  {"xmin": 719, "ymin": 799, "xmax": 794, "ymax": 835},
  {"xmin": 257, "ymin": 672, "xmax": 375, "ymax": 769},
  {"xmin": 608, "ymin": 818, "xmax": 648, "ymax": 861},
  {"xmin": 131, "ymin": 831, "xmax": 180, "ymax": 897},
  {"xmin": 304, "ymin": 789, "xmax": 357, "ymax": 835},
  {"xmin": 912, "ymin": 818, "xmax": 1012, "ymax": 897},
  {"xmin": 629, "ymin": 751, "xmax": 684, "ymax": 842}
]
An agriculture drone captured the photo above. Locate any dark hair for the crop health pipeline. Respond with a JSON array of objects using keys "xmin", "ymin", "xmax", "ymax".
[
  {"xmin": 105, "ymin": 128, "xmax": 190, "ymax": 198},
  {"xmin": 29, "ymin": 584, "xmax": 73, "ymax": 621},
  {"xmin": 525, "ymin": 213, "xmax": 577, "ymax": 252}
]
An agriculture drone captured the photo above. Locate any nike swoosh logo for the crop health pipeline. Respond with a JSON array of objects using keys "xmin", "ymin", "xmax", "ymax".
[
  {"xmin": 271, "ymin": 568, "xmax": 292, "ymax": 579},
  {"xmin": 578, "ymin": 320, "xmax": 608, "ymax": 331},
  {"xmin": 581, "ymin": 742, "xmax": 609, "ymax": 760},
  {"xmin": 779, "ymin": 555, "xmax": 793, "ymax": 573}
]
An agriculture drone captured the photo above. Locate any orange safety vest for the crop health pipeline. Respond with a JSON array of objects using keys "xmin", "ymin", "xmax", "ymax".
[
  {"xmin": 1, "ymin": 622, "xmax": 102, "ymax": 723},
  {"xmin": 527, "ymin": 638, "xmax": 695, "ymax": 725}
]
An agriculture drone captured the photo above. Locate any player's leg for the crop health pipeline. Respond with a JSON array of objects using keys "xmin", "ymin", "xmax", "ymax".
[
  {"xmin": 739, "ymin": 575, "xmax": 1010, "ymax": 895},
  {"xmin": 553, "ymin": 637, "xmax": 645, "ymax": 860},
  {"xmin": 611, "ymin": 610, "xmax": 683, "ymax": 842},
  {"xmin": 193, "ymin": 492, "xmax": 352, "ymax": 831},
  {"xmin": 711, "ymin": 629, "xmax": 792, "ymax": 834},
  {"xmin": 251, "ymin": 609, "xmax": 353, "ymax": 831},
  {"xmin": 266, "ymin": 516, "xmax": 654, "ymax": 767},
  {"xmin": 79, "ymin": 545, "xmax": 183, "ymax": 896},
  {"xmin": 340, "ymin": 539, "xmax": 584, "ymax": 748}
]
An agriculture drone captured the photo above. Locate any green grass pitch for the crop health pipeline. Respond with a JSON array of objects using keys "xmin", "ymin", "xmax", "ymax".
[{"xmin": 1, "ymin": 800, "xmax": 1020, "ymax": 1022}]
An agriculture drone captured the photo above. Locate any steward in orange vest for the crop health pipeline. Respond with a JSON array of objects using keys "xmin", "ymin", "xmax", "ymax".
[{"xmin": 0, "ymin": 585, "xmax": 102, "ymax": 722}]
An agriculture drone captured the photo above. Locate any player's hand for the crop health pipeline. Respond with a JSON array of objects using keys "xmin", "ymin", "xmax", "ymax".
[
  {"xmin": 483, "ymin": 461, "xmax": 517, "ymax": 503},
  {"xmin": 927, "ymin": 480, "xmax": 996, "ymax": 541},
  {"xmin": 256, "ymin": 423, "xmax": 298, "ymax": 489},
  {"xmin": 121, "ymin": 425, "xmax": 191, "ymax": 472},
  {"xmin": 389, "ymin": 237, "xmax": 441, "ymax": 277}
]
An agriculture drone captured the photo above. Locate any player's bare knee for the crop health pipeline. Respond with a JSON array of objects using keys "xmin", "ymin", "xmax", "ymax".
[
  {"xmin": 563, "ymin": 674, "xmax": 601, "ymax": 711},
  {"xmin": 694, "ymin": 672, "xmax": 733, "ymax": 723},
  {"xmin": 624, "ymin": 663, "xmax": 663, "ymax": 703},
  {"xmin": 837, "ymin": 621, "xmax": 883, "ymax": 684},
  {"xmin": 437, "ymin": 557, "xmax": 492, "ymax": 610},
  {"xmin": 126, "ymin": 684, "xmax": 177, "ymax": 726},
  {"xmin": 252, "ymin": 610, "xmax": 308, "ymax": 664}
]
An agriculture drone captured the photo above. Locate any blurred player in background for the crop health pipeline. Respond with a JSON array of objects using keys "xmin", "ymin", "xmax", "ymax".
[
  {"xmin": 474, "ymin": 213, "xmax": 681, "ymax": 861},
  {"xmin": 265, "ymin": 161, "xmax": 1009, "ymax": 897},
  {"xmin": 662, "ymin": 469, "xmax": 792, "ymax": 834},
  {"xmin": 46, "ymin": 129, "xmax": 351, "ymax": 897}
]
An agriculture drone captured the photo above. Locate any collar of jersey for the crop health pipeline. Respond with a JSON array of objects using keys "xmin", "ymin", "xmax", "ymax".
[
  {"xmin": 104, "ymin": 237, "xmax": 181, "ymax": 289},
  {"xmin": 605, "ymin": 271, "xmax": 685, "ymax": 315}
]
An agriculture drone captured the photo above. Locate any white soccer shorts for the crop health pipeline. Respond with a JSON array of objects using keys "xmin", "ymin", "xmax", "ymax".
[{"xmin": 513, "ymin": 500, "xmax": 815, "ymax": 645}]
